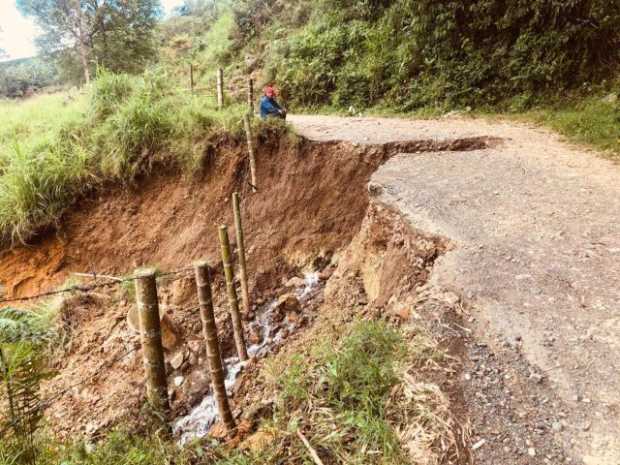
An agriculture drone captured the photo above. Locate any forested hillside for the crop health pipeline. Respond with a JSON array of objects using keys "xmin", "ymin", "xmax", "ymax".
[{"xmin": 227, "ymin": 0, "xmax": 620, "ymax": 110}]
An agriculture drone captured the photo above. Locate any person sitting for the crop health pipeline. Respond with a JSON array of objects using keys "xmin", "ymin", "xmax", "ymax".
[{"xmin": 260, "ymin": 85, "xmax": 286, "ymax": 119}]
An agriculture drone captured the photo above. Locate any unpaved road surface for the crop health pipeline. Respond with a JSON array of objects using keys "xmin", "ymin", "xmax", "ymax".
[{"xmin": 290, "ymin": 114, "xmax": 620, "ymax": 465}]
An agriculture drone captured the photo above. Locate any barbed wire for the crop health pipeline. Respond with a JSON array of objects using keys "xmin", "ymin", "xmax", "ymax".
[{"xmin": 0, "ymin": 267, "xmax": 195, "ymax": 305}]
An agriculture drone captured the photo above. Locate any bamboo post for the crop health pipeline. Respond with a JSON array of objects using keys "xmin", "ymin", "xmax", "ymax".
[
  {"xmin": 216, "ymin": 67, "xmax": 224, "ymax": 109},
  {"xmin": 194, "ymin": 261, "xmax": 236, "ymax": 432},
  {"xmin": 247, "ymin": 78, "xmax": 254, "ymax": 114},
  {"xmin": 243, "ymin": 113, "xmax": 258, "ymax": 193},
  {"xmin": 232, "ymin": 192, "xmax": 250, "ymax": 314},
  {"xmin": 190, "ymin": 63, "xmax": 194, "ymax": 94},
  {"xmin": 134, "ymin": 270, "xmax": 170, "ymax": 419},
  {"xmin": 218, "ymin": 226, "xmax": 249, "ymax": 361}
]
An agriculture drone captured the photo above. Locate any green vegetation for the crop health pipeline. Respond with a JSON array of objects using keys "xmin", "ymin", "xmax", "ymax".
[
  {"xmin": 2, "ymin": 320, "xmax": 452, "ymax": 465},
  {"xmin": 0, "ymin": 306, "xmax": 57, "ymax": 464},
  {"xmin": 0, "ymin": 58, "xmax": 59, "ymax": 99},
  {"xmin": 509, "ymin": 95, "xmax": 620, "ymax": 159}
]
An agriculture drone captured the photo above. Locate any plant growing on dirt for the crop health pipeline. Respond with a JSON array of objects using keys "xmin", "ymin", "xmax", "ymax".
[
  {"xmin": 0, "ymin": 308, "xmax": 56, "ymax": 465},
  {"xmin": 226, "ymin": 320, "xmax": 460, "ymax": 465}
]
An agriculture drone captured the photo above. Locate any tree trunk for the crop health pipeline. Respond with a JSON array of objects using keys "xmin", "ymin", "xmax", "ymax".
[{"xmin": 74, "ymin": 0, "xmax": 91, "ymax": 83}]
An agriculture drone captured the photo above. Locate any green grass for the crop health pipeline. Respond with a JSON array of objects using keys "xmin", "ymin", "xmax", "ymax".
[{"xmin": 514, "ymin": 96, "xmax": 620, "ymax": 161}]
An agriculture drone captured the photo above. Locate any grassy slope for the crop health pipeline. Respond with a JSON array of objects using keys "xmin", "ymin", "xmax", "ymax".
[{"xmin": 0, "ymin": 69, "xmax": 279, "ymax": 244}]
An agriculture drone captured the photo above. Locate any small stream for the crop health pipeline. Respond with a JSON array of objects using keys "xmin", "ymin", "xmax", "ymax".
[{"xmin": 173, "ymin": 272, "xmax": 321, "ymax": 445}]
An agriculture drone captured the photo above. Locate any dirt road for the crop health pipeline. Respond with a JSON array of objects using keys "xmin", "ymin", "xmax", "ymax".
[{"xmin": 290, "ymin": 114, "xmax": 620, "ymax": 465}]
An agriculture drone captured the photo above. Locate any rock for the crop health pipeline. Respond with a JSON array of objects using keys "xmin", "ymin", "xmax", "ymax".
[
  {"xmin": 208, "ymin": 422, "xmax": 229, "ymax": 440},
  {"xmin": 249, "ymin": 325, "xmax": 263, "ymax": 345},
  {"xmin": 276, "ymin": 294, "xmax": 301, "ymax": 313},
  {"xmin": 174, "ymin": 376, "xmax": 184, "ymax": 387},
  {"xmin": 186, "ymin": 370, "xmax": 210, "ymax": 399},
  {"xmin": 529, "ymin": 373, "xmax": 544, "ymax": 384},
  {"xmin": 285, "ymin": 276, "xmax": 305, "ymax": 288},
  {"xmin": 286, "ymin": 311, "xmax": 300, "ymax": 325},
  {"xmin": 602, "ymin": 93, "xmax": 618, "ymax": 104},
  {"xmin": 442, "ymin": 291, "xmax": 460, "ymax": 306},
  {"xmin": 188, "ymin": 340, "xmax": 203, "ymax": 354},
  {"xmin": 318, "ymin": 267, "xmax": 335, "ymax": 281},
  {"xmin": 242, "ymin": 430, "xmax": 278, "ymax": 453},
  {"xmin": 126, "ymin": 306, "xmax": 180, "ymax": 350},
  {"xmin": 170, "ymin": 278, "xmax": 197, "ymax": 306},
  {"xmin": 472, "ymin": 439, "xmax": 486, "ymax": 450},
  {"xmin": 392, "ymin": 304, "xmax": 411, "ymax": 321},
  {"xmin": 367, "ymin": 182, "xmax": 383, "ymax": 197},
  {"xmin": 552, "ymin": 421, "xmax": 563, "ymax": 432},
  {"xmin": 170, "ymin": 351, "xmax": 185, "ymax": 370},
  {"xmin": 160, "ymin": 314, "xmax": 181, "ymax": 350},
  {"xmin": 528, "ymin": 448, "xmax": 536, "ymax": 457}
]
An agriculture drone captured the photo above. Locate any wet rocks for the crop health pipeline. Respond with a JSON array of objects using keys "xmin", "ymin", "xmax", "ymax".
[
  {"xmin": 248, "ymin": 325, "xmax": 263, "ymax": 345},
  {"xmin": 284, "ymin": 276, "xmax": 305, "ymax": 288},
  {"xmin": 276, "ymin": 293, "xmax": 301, "ymax": 313},
  {"xmin": 170, "ymin": 351, "xmax": 185, "ymax": 370}
]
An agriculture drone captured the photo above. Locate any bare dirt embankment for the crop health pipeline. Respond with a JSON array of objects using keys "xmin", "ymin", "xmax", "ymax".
[
  {"xmin": 291, "ymin": 114, "xmax": 620, "ymax": 465},
  {"xmin": 0, "ymin": 130, "xmax": 489, "ymax": 464}
]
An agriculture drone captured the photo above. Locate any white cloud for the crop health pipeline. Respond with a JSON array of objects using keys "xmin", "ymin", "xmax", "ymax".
[
  {"xmin": 160, "ymin": 0, "xmax": 186, "ymax": 16},
  {"xmin": 0, "ymin": 0, "xmax": 186, "ymax": 62},
  {"xmin": 0, "ymin": 1, "xmax": 41, "ymax": 61}
]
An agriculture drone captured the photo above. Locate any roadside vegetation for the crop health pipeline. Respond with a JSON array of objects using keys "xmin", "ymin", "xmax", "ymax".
[{"xmin": 1, "ymin": 319, "xmax": 453, "ymax": 465}]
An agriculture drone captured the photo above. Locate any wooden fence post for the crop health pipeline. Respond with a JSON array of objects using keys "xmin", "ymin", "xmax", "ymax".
[
  {"xmin": 217, "ymin": 67, "xmax": 224, "ymax": 109},
  {"xmin": 247, "ymin": 78, "xmax": 254, "ymax": 114},
  {"xmin": 194, "ymin": 261, "xmax": 236, "ymax": 432},
  {"xmin": 190, "ymin": 63, "xmax": 194, "ymax": 94},
  {"xmin": 232, "ymin": 192, "xmax": 250, "ymax": 314},
  {"xmin": 134, "ymin": 270, "xmax": 170, "ymax": 420},
  {"xmin": 218, "ymin": 226, "xmax": 249, "ymax": 361},
  {"xmin": 243, "ymin": 114, "xmax": 258, "ymax": 192}
]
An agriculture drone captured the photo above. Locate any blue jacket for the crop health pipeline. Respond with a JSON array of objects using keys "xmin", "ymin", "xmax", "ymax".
[{"xmin": 260, "ymin": 96, "xmax": 284, "ymax": 118}]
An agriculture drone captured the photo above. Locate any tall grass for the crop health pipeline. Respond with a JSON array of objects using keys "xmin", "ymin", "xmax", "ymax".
[{"xmin": 0, "ymin": 68, "xmax": 271, "ymax": 244}]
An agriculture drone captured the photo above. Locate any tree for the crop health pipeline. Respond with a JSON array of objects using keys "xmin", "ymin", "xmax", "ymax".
[
  {"xmin": 16, "ymin": 0, "xmax": 162, "ymax": 84},
  {"xmin": 0, "ymin": 27, "xmax": 8, "ymax": 60}
]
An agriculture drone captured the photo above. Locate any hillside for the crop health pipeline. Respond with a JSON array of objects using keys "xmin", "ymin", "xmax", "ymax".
[{"xmin": 1, "ymin": 2, "xmax": 620, "ymax": 465}]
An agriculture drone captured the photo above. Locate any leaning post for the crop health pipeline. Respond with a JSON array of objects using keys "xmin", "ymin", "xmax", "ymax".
[
  {"xmin": 194, "ymin": 261, "xmax": 236, "ymax": 432},
  {"xmin": 243, "ymin": 113, "xmax": 258, "ymax": 193},
  {"xmin": 232, "ymin": 192, "xmax": 251, "ymax": 314},
  {"xmin": 218, "ymin": 226, "xmax": 249, "ymax": 361},
  {"xmin": 247, "ymin": 78, "xmax": 254, "ymax": 114},
  {"xmin": 190, "ymin": 63, "xmax": 195, "ymax": 94},
  {"xmin": 134, "ymin": 269, "xmax": 170, "ymax": 423},
  {"xmin": 217, "ymin": 67, "xmax": 224, "ymax": 109}
]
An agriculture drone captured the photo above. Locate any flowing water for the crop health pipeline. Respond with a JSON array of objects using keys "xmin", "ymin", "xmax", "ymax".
[{"xmin": 173, "ymin": 272, "xmax": 321, "ymax": 444}]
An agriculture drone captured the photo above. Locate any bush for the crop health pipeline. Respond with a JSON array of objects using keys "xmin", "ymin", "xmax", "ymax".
[{"xmin": 248, "ymin": 0, "xmax": 620, "ymax": 110}]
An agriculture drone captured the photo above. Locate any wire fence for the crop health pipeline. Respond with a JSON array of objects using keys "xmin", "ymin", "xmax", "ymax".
[{"xmin": 0, "ymin": 67, "xmax": 363, "ymax": 437}]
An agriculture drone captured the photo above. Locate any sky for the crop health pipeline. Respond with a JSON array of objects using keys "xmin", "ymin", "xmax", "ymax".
[{"xmin": 0, "ymin": 0, "xmax": 185, "ymax": 61}]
